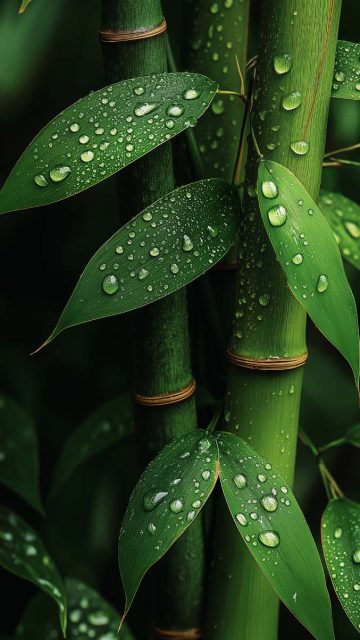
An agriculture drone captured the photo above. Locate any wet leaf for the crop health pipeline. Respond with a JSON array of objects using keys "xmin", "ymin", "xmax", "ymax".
[
  {"xmin": 218, "ymin": 432, "xmax": 334, "ymax": 640},
  {"xmin": 331, "ymin": 41, "xmax": 360, "ymax": 100},
  {"xmin": 50, "ymin": 394, "xmax": 133, "ymax": 498},
  {"xmin": 40, "ymin": 179, "xmax": 238, "ymax": 347},
  {"xmin": 257, "ymin": 160, "xmax": 359, "ymax": 384},
  {"xmin": 0, "ymin": 506, "xmax": 67, "ymax": 635},
  {"xmin": 118, "ymin": 430, "xmax": 219, "ymax": 618},
  {"xmin": 0, "ymin": 395, "xmax": 43, "ymax": 513},
  {"xmin": 345, "ymin": 423, "xmax": 360, "ymax": 447},
  {"xmin": 16, "ymin": 578, "xmax": 134, "ymax": 639},
  {"xmin": 321, "ymin": 498, "xmax": 360, "ymax": 633},
  {"xmin": 18, "ymin": 0, "xmax": 33, "ymax": 13},
  {"xmin": 0, "ymin": 73, "xmax": 217, "ymax": 215},
  {"xmin": 318, "ymin": 191, "xmax": 360, "ymax": 270}
]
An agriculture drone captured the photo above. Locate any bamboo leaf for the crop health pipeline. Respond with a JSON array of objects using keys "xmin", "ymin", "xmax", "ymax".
[
  {"xmin": 218, "ymin": 432, "xmax": 334, "ymax": 640},
  {"xmin": 257, "ymin": 160, "xmax": 359, "ymax": 384},
  {"xmin": 0, "ymin": 395, "xmax": 43, "ymax": 513},
  {"xmin": 318, "ymin": 191, "xmax": 360, "ymax": 270},
  {"xmin": 0, "ymin": 73, "xmax": 217, "ymax": 215},
  {"xmin": 345, "ymin": 423, "xmax": 360, "ymax": 447},
  {"xmin": 321, "ymin": 498, "xmax": 360, "ymax": 633},
  {"xmin": 18, "ymin": 0, "xmax": 33, "ymax": 13},
  {"xmin": 50, "ymin": 394, "xmax": 133, "ymax": 498},
  {"xmin": 16, "ymin": 578, "xmax": 134, "ymax": 639},
  {"xmin": 331, "ymin": 41, "xmax": 360, "ymax": 100},
  {"xmin": 40, "ymin": 179, "xmax": 238, "ymax": 347},
  {"xmin": 118, "ymin": 430, "xmax": 219, "ymax": 618},
  {"xmin": 0, "ymin": 506, "xmax": 67, "ymax": 635}
]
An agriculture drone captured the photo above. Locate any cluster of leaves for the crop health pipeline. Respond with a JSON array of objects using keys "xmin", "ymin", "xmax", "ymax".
[{"xmin": 0, "ymin": 31, "xmax": 360, "ymax": 640}]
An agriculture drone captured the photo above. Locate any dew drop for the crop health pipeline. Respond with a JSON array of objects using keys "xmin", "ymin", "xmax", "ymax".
[
  {"xmin": 290, "ymin": 140, "xmax": 309, "ymax": 156},
  {"xmin": 316, "ymin": 274, "xmax": 328, "ymax": 293},
  {"xmin": 261, "ymin": 180, "xmax": 278, "ymax": 199},
  {"xmin": 352, "ymin": 549, "xmax": 360, "ymax": 564},
  {"xmin": 143, "ymin": 211, "xmax": 153, "ymax": 221},
  {"xmin": 233, "ymin": 473, "xmax": 247, "ymax": 489},
  {"xmin": 88, "ymin": 612, "xmax": 109, "ymax": 625},
  {"xmin": 273, "ymin": 54, "xmax": 293, "ymax": 75},
  {"xmin": 150, "ymin": 247, "xmax": 160, "ymax": 257},
  {"xmin": 202, "ymin": 470, "xmax": 211, "ymax": 480},
  {"xmin": 260, "ymin": 495, "xmax": 278, "ymax": 512},
  {"xmin": 236, "ymin": 513, "xmax": 247, "ymax": 526},
  {"xmin": 257, "ymin": 474, "xmax": 267, "ymax": 483},
  {"xmin": 49, "ymin": 165, "xmax": 71, "ymax": 182},
  {"xmin": 138, "ymin": 268, "xmax": 149, "ymax": 280},
  {"xmin": 165, "ymin": 120, "xmax": 174, "ymax": 129},
  {"xmin": 34, "ymin": 174, "xmax": 48, "ymax": 187},
  {"xmin": 292, "ymin": 253, "xmax": 303, "ymax": 265},
  {"xmin": 258, "ymin": 294, "xmax": 271, "ymax": 306},
  {"xmin": 170, "ymin": 263, "xmax": 179, "ymax": 274},
  {"xmin": 79, "ymin": 134, "xmax": 90, "ymax": 144},
  {"xmin": 198, "ymin": 438, "xmax": 211, "ymax": 452},
  {"xmin": 282, "ymin": 91, "xmax": 302, "ymax": 111},
  {"xmin": 183, "ymin": 88, "xmax": 199, "ymax": 100},
  {"xmin": 115, "ymin": 245, "xmax": 124, "ymax": 254},
  {"xmin": 148, "ymin": 523, "xmax": 156, "ymax": 534},
  {"xmin": 187, "ymin": 510, "xmax": 196, "ymax": 522},
  {"xmin": 143, "ymin": 490, "xmax": 168, "ymax": 511},
  {"xmin": 80, "ymin": 150, "xmax": 95, "ymax": 163},
  {"xmin": 207, "ymin": 225, "xmax": 219, "ymax": 237},
  {"xmin": 170, "ymin": 499, "xmax": 184, "ymax": 513},
  {"xmin": 334, "ymin": 527, "xmax": 342, "ymax": 539},
  {"xmin": 134, "ymin": 86, "xmax": 145, "ymax": 96},
  {"xmin": 258, "ymin": 530, "xmax": 280, "ymax": 548},
  {"xmin": 167, "ymin": 105, "xmax": 184, "ymax": 117},
  {"xmin": 267, "ymin": 205, "xmax": 287, "ymax": 226},
  {"xmin": 70, "ymin": 123, "xmax": 80, "ymax": 132},
  {"xmin": 344, "ymin": 221, "xmax": 360, "ymax": 239},
  {"xmin": 192, "ymin": 500, "xmax": 202, "ymax": 509},
  {"xmin": 182, "ymin": 234, "xmax": 194, "ymax": 252},
  {"xmin": 102, "ymin": 274, "xmax": 119, "ymax": 295}
]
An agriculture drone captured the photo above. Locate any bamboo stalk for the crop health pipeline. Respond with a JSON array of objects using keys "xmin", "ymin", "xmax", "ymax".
[
  {"xmin": 100, "ymin": 1, "xmax": 204, "ymax": 633},
  {"xmin": 205, "ymin": 1, "xmax": 342, "ymax": 638}
]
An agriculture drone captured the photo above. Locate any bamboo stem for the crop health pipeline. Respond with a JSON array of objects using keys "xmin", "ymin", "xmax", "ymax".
[
  {"xmin": 205, "ymin": 2, "xmax": 342, "ymax": 639},
  {"xmin": 100, "ymin": 0, "xmax": 204, "ymax": 633}
]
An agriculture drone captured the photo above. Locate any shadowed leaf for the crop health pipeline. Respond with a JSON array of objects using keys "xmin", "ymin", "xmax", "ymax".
[
  {"xmin": 322, "ymin": 498, "xmax": 360, "ymax": 632},
  {"xmin": 331, "ymin": 41, "xmax": 360, "ymax": 100},
  {"xmin": 0, "ymin": 395, "xmax": 43, "ymax": 513},
  {"xmin": 345, "ymin": 423, "xmax": 360, "ymax": 447},
  {"xmin": 218, "ymin": 431, "xmax": 334, "ymax": 640},
  {"xmin": 16, "ymin": 578, "xmax": 134, "ymax": 639},
  {"xmin": 257, "ymin": 160, "xmax": 359, "ymax": 384},
  {"xmin": 50, "ymin": 394, "xmax": 133, "ymax": 498},
  {"xmin": 40, "ymin": 179, "xmax": 239, "ymax": 347},
  {"xmin": 318, "ymin": 191, "xmax": 360, "ymax": 270},
  {"xmin": 0, "ymin": 73, "xmax": 217, "ymax": 214},
  {"xmin": 0, "ymin": 506, "xmax": 67, "ymax": 635},
  {"xmin": 118, "ymin": 430, "xmax": 219, "ymax": 618}
]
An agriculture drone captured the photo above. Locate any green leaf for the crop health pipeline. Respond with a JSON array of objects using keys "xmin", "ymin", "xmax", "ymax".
[
  {"xmin": 218, "ymin": 432, "xmax": 334, "ymax": 640},
  {"xmin": 318, "ymin": 191, "xmax": 360, "ymax": 270},
  {"xmin": 257, "ymin": 160, "xmax": 359, "ymax": 384},
  {"xmin": 331, "ymin": 41, "xmax": 360, "ymax": 100},
  {"xmin": 16, "ymin": 578, "xmax": 135, "ymax": 639},
  {"xmin": 345, "ymin": 423, "xmax": 360, "ymax": 447},
  {"xmin": 50, "ymin": 393, "xmax": 133, "ymax": 498},
  {"xmin": 40, "ymin": 179, "xmax": 238, "ymax": 347},
  {"xmin": 118, "ymin": 430, "xmax": 219, "ymax": 617},
  {"xmin": 18, "ymin": 0, "xmax": 32, "ymax": 13},
  {"xmin": 0, "ymin": 395, "xmax": 43, "ymax": 513},
  {"xmin": 0, "ymin": 506, "xmax": 67, "ymax": 635},
  {"xmin": 0, "ymin": 73, "xmax": 217, "ymax": 215},
  {"xmin": 321, "ymin": 498, "xmax": 360, "ymax": 633}
]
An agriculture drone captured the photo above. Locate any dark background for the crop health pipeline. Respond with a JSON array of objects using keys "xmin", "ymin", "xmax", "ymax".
[{"xmin": 0, "ymin": 0, "xmax": 359, "ymax": 638}]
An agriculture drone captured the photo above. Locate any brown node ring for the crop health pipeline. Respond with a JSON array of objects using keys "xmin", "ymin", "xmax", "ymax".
[
  {"xmin": 153, "ymin": 627, "xmax": 202, "ymax": 640},
  {"xmin": 226, "ymin": 350, "xmax": 308, "ymax": 371},
  {"xmin": 99, "ymin": 18, "xmax": 167, "ymax": 43},
  {"xmin": 133, "ymin": 379, "xmax": 196, "ymax": 407}
]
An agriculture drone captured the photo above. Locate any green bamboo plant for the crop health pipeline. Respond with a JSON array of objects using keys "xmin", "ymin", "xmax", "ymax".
[{"xmin": 1, "ymin": 0, "xmax": 360, "ymax": 639}]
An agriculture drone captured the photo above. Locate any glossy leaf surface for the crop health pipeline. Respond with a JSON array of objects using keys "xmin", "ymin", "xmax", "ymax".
[
  {"xmin": 218, "ymin": 431, "xmax": 334, "ymax": 640},
  {"xmin": 0, "ymin": 506, "xmax": 67, "ymax": 634},
  {"xmin": 118, "ymin": 430, "xmax": 219, "ymax": 617},
  {"xmin": 16, "ymin": 578, "xmax": 134, "ymax": 639},
  {"xmin": 50, "ymin": 393, "xmax": 133, "ymax": 497},
  {"xmin": 0, "ymin": 73, "xmax": 217, "ymax": 214},
  {"xmin": 257, "ymin": 160, "xmax": 359, "ymax": 383},
  {"xmin": 0, "ymin": 395, "xmax": 42, "ymax": 513},
  {"xmin": 318, "ymin": 191, "xmax": 360, "ymax": 269},
  {"xmin": 331, "ymin": 41, "xmax": 360, "ymax": 100},
  {"xmin": 42, "ymin": 179, "xmax": 238, "ymax": 345},
  {"xmin": 322, "ymin": 498, "xmax": 360, "ymax": 632}
]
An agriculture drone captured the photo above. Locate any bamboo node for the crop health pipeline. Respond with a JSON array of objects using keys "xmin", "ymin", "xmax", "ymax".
[
  {"xmin": 99, "ymin": 18, "xmax": 167, "ymax": 43},
  {"xmin": 226, "ymin": 350, "xmax": 308, "ymax": 371},
  {"xmin": 133, "ymin": 379, "xmax": 196, "ymax": 407},
  {"xmin": 153, "ymin": 627, "xmax": 202, "ymax": 639}
]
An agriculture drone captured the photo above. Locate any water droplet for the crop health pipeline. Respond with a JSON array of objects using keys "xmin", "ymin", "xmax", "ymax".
[
  {"xmin": 344, "ymin": 221, "xmax": 360, "ymax": 239},
  {"xmin": 210, "ymin": 2, "xmax": 219, "ymax": 13},
  {"xmin": 261, "ymin": 180, "xmax": 278, "ymax": 199},
  {"xmin": 49, "ymin": 165, "xmax": 71, "ymax": 182},
  {"xmin": 80, "ymin": 150, "xmax": 95, "ymax": 163},
  {"xmin": 354, "ymin": 583, "xmax": 360, "ymax": 591},
  {"xmin": 202, "ymin": 470, "xmax": 211, "ymax": 480},
  {"xmin": 143, "ymin": 490, "xmax": 168, "ymax": 511},
  {"xmin": 260, "ymin": 495, "xmax": 278, "ymax": 512},
  {"xmin": 170, "ymin": 263, "xmax": 179, "ymax": 274},
  {"xmin": 211, "ymin": 99, "xmax": 225, "ymax": 115},
  {"xmin": 170, "ymin": 499, "xmax": 184, "ymax": 513},
  {"xmin": 79, "ymin": 134, "xmax": 90, "ymax": 144},
  {"xmin": 70, "ymin": 609, "xmax": 82, "ymax": 623},
  {"xmin": 70, "ymin": 123, "xmax": 80, "ymax": 132},
  {"xmin": 115, "ymin": 245, "xmax": 123, "ymax": 254},
  {"xmin": 334, "ymin": 527, "xmax": 342, "ymax": 539},
  {"xmin": 233, "ymin": 473, "xmax": 247, "ymax": 489},
  {"xmin": 187, "ymin": 510, "xmax": 196, "ymax": 522},
  {"xmin": 165, "ymin": 120, "xmax": 175, "ymax": 129},
  {"xmin": 95, "ymin": 127, "xmax": 105, "ymax": 135},
  {"xmin": 292, "ymin": 253, "xmax": 303, "ymax": 265},
  {"xmin": 258, "ymin": 294, "xmax": 271, "ymax": 306},
  {"xmin": 134, "ymin": 86, "xmax": 145, "ymax": 96},
  {"xmin": 316, "ymin": 274, "xmax": 328, "ymax": 293},
  {"xmin": 102, "ymin": 274, "xmax": 119, "ymax": 295},
  {"xmin": 198, "ymin": 438, "xmax": 211, "ymax": 452},
  {"xmin": 258, "ymin": 530, "xmax": 280, "ymax": 548},
  {"xmin": 290, "ymin": 140, "xmax": 309, "ymax": 155},
  {"xmin": 236, "ymin": 513, "xmax": 247, "ymax": 526},
  {"xmin": 34, "ymin": 174, "xmax": 48, "ymax": 187},
  {"xmin": 183, "ymin": 89, "xmax": 199, "ymax": 100},
  {"xmin": 167, "ymin": 105, "xmax": 184, "ymax": 117},
  {"xmin": 192, "ymin": 500, "xmax": 202, "ymax": 509},
  {"xmin": 352, "ymin": 549, "xmax": 360, "ymax": 564},
  {"xmin": 143, "ymin": 211, "xmax": 153, "ymax": 221},
  {"xmin": 138, "ymin": 268, "xmax": 149, "ymax": 280},
  {"xmin": 257, "ymin": 474, "xmax": 267, "ymax": 483},
  {"xmin": 335, "ymin": 71, "xmax": 345, "ymax": 82},
  {"xmin": 182, "ymin": 234, "xmax": 193, "ymax": 252},
  {"xmin": 150, "ymin": 247, "xmax": 160, "ymax": 257},
  {"xmin": 207, "ymin": 225, "xmax": 219, "ymax": 237},
  {"xmin": 282, "ymin": 91, "xmax": 302, "ymax": 111},
  {"xmin": 88, "ymin": 612, "xmax": 109, "ymax": 625},
  {"xmin": 273, "ymin": 54, "xmax": 293, "ymax": 75},
  {"xmin": 267, "ymin": 205, "xmax": 287, "ymax": 226},
  {"xmin": 148, "ymin": 523, "xmax": 156, "ymax": 534}
]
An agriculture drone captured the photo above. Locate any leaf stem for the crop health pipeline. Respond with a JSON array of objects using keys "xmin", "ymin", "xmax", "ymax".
[
  {"xmin": 324, "ymin": 141, "xmax": 360, "ymax": 158},
  {"xmin": 318, "ymin": 437, "xmax": 346, "ymax": 453}
]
